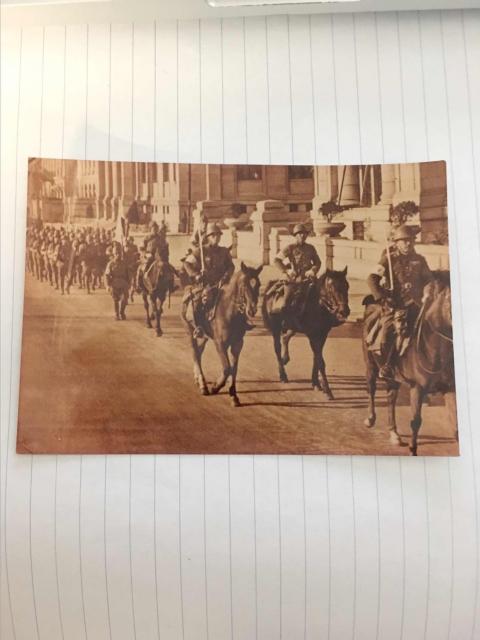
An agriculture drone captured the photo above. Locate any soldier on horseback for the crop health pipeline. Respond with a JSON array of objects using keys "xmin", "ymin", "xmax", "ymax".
[
  {"xmin": 182, "ymin": 222, "xmax": 235, "ymax": 339},
  {"xmin": 366, "ymin": 224, "xmax": 433, "ymax": 379},
  {"xmin": 142, "ymin": 220, "xmax": 176, "ymax": 294},
  {"xmin": 271, "ymin": 223, "xmax": 321, "ymax": 315},
  {"xmin": 105, "ymin": 243, "xmax": 131, "ymax": 320}
]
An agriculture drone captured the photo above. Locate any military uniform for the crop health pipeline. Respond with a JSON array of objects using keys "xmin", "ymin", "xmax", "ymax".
[
  {"xmin": 105, "ymin": 254, "xmax": 130, "ymax": 320},
  {"xmin": 271, "ymin": 223, "xmax": 321, "ymax": 314},
  {"xmin": 368, "ymin": 246, "xmax": 433, "ymax": 308},
  {"xmin": 182, "ymin": 223, "xmax": 235, "ymax": 337},
  {"xmin": 143, "ymin": 228, "xmax": 168, "ymax": 261},
  {"xmin": 366, "ymin": 225, "xmax": 433, "ymax": 377},
  {"xmin": 184, "ymin": 244, "xmax": 234, "ymax": 287},
  {"xmin": 54, "ymin": 240, "xmax": 71, "ymax": 294}
]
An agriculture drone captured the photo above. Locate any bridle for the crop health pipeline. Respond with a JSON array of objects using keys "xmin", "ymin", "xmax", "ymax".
[
  {"xmin": 232, "ymin": 273, "xmax": 259, "ymax": 317},
  {"xmin": 318, "ymin": 277, "xmax": 346, "ymax": 319}
]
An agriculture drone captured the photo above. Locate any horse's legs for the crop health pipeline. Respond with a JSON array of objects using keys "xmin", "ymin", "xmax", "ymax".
[
  {"xmin": 409, "ymin": 385, "xmax": 424, "ymax": 456},
  {"xmin": 143, "ymin": 294, "xmax": 152, "ymax": 328},
  {"xmin": 308, "ymin": 336, "xmax": 320, "ymax": 391},
  {"xmin": 308, "ymin": 336, "xmax": 333, "ymax": 399},
  {"xmin": 281, "ymin": 329, "xmax": 295, "ymax": 366},
  {"xmin": 211, "ymin": 340, "xmax": 231, "ymax": 395},
  {"xmin": 386, "ymin": 382, "xmax": 402, "ymax": 446},
  {"xmin": 228, "ymin": 338, "xmax": 244, "ymax": 407},
  {"xmin": 273, "ymin": 326, "xmax": 288, "ymax": 383},
  {"xmin": 154, "ymin": 295, "xmax": 163, "ymax": 336},
  {"xmin": 191, "ymin": 337, "xmax": 209, "ymax": 395},
  {"xmin": 364, "ymin": 357, "xmax": 378, "ymax": 428}
]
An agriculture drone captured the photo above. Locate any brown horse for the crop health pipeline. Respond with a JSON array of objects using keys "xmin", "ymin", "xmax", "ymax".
[
  {"xmin": 363, "ymin": 272, "xmax": 455, "ymax": 455},
  {"xmin": 262, "ymin": 268, "xmax": 350, "ymax": 399},
  {"xmin": 182, "ymin": 262, "xmax": 263, "ymax": 407},
  {"xmin": 137, "ymin": 257, "xmax": 171, "ymax": 337}
]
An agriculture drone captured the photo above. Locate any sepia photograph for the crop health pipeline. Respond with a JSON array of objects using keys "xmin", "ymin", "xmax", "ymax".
[{"xmin": 18, "ymin": 158, "xmax": 457, "ymax": 456}]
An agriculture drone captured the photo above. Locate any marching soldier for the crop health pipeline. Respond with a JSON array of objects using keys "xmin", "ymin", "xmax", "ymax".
[
  {"xmin": 272, "ymin": 223, "xmax": 321, "ymax": 314},
  {"xmin": 182, "ymin": 222, "xmax": 235, "ymax": 338},
  {"xmin": 105, "ymin": 243, "xmax": 131, "ymax": 320},
  {"xmin": 54, "ymin": 236, "xmax": 71, "ymax": 295},
  {"xmin": 366, "ymin": 224, "xmax": 434, "ymax": 379}
]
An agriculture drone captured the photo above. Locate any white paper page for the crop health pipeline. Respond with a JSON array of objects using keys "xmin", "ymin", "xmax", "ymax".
[{"xmin": 1, "ymin": 10, "xmax": 480, "ymax": 640}]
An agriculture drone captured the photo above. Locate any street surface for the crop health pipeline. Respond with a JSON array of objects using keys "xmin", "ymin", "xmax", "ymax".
[{"xmin": 17, "ymin": 273, "xmax": 459, "ymax": 456}]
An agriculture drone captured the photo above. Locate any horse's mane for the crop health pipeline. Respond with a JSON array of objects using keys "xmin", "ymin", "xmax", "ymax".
[{"xmin": 431, "ymin": 269, "xmax": 450, "ymax": 289}]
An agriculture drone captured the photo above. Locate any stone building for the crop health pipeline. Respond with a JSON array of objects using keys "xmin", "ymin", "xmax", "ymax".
[
  {"xmin": 27, "ymin": 159, "xmax": 447, "ymax": 245},
  {"xmin": 310, "ymin": 161, "xmax": 447, "ymax": 244}
]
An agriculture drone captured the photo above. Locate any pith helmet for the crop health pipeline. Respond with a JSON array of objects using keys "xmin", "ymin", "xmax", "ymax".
[
  {"xmin": 392, "ymin": 224, "xmax": 417, "ymax": 242},
  {"xmin": 205, "ymin": 222, "xmax": 223, "ymax": 237},
  {"xmin": 293, "ymin": 223, "xmax": 309, "ymax": 236}
]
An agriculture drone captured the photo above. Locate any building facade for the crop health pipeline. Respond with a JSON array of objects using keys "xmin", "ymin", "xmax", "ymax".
[{"xmin": 27, "ymin": 159, "xmax": 447, "ymax": 245}]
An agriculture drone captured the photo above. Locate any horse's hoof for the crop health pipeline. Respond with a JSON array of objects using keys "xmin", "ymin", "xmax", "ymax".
[
  {"xmin": 281, "ymin": 356, "xmax": 290, "ymax": 366},
  {"xmin": 325, "ymin": 392, "xmax": 335, "ymax": 401},
  {"xmin": 146, "ymin": 323, "xmax": 152, "ymax": 329},
  {"xmin": 200, "ymin": 386, "xmax": 210, "ymax": 396},
  {"xmin": 280, "ymin": 376, "xmax": 289, "ymax": 384},
  {"xmin": 390, "ymin": 431, "xmax": 402, "ymax": 446},
  {"xmin": 156, "ymin": 330, "xmax": 163, "ymax": 337},
  {"xmin": 410, "ymin": 447, "xmax": 418, "ymax": 456},
  {"xmin": 312, "ymin": 384, "xmax": 321, "ymax": 392},
  {"xmin": 231, "ymin": 397, "xmax": 241, "ymax": 407},
  {"xmin": 364, "ymin": 416, "xmax": 376, "ymax": 428},
  {"xmin": 211, "ymin": 385, "xmax": 220, "ymax": 395}
]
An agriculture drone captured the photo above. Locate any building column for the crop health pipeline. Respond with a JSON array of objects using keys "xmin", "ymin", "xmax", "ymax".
[
  {"xmin": 337, "ymin": 165, "xmax": 360, "ymax": 206},
  {"xmin": 205, "ymin": 164, "xmax": 222, "ymax": 201},
  {"xmin": 379, "ymin": 163, "xmax": 397, "ymax": 205}
]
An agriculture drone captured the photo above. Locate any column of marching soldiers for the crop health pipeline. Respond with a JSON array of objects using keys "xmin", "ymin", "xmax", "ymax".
[{"xmin": 26, "ymin": 222, "xmax": 156, "ymax": 319}]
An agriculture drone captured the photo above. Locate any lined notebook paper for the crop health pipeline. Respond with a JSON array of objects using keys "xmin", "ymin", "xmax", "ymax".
[{"xmin": 1, "ymin": 10, "xmax": 480, "ymax": 639}]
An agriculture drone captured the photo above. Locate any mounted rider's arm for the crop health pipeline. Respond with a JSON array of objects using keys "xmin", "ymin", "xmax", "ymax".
[
  {"xmin": 184, "ymin": 251, "xmax": 203, "ymax": 283},
  {"xmin": 367, "ymin": 257, "xmax": 390, "ymax": 302},
  {"xmin": 274, "ymin": 248, "xmax": 293, "ymax": 279},
  {"xmin": 305, "ymin": 246, "xmax": 321, "ymax": 279}
]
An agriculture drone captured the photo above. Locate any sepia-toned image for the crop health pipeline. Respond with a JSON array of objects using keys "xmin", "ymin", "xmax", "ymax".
[{"xmin": 18, "ymin": 158, "xmax": 458, "ymax": 456}]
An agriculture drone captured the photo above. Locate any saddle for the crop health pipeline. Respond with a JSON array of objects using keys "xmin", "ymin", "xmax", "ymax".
[
  {"xmin": 365, "ymin": 304, "xmax": 412, "ymax": 357},
  {"xmin": 267, "ymin": 279, "xmax": 312, "ymax": 316}
]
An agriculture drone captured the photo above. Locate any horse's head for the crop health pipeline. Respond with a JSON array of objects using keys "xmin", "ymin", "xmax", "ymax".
[
  {"xmin": 318, "ymin": 267, "xmax": 350, "ymax": 324},
  {"xmin": 238, "ymin": 261, "xmax": 263, "ymax": 319},
  {"xmin": 423, "ymin": 271, "xmax": 452, "ymax": 337}
]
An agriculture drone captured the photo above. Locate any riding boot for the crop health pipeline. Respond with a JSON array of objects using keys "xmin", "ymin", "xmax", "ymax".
[
  {"xmin": 114, "ymin": 300, "xmax": 120, "ymax": 320},
  {"xmin": 379, "ymin": 346, "xmax": 396, "ymax": 380}
]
